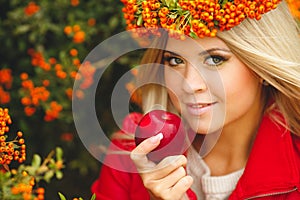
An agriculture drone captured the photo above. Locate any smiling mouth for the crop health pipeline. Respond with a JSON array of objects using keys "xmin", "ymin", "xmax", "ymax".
[
  {"xmin": 185, "ymin": 102, "xmax": 216, "ymax": 115},
  {"xmin": 188, "ymin": 103, "xmax": 215, "ymax": 108}
]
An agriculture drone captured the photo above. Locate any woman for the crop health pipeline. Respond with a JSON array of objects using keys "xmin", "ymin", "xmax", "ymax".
[{"xmin": 92, "ymin": 1, "xmax": 300, "ymax": 199}]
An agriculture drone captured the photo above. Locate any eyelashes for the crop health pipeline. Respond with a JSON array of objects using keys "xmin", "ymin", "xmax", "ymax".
[
  {"xmin": 204, "ymin": 55, "xmax": 229, "ymax": 66},
  {"xmin": 163, "ymin": 52, "xmax": 229, "ymax": 68},
  {"xmin": 163, "ymin": 56, "xmax": 184, "ymax": 66}
]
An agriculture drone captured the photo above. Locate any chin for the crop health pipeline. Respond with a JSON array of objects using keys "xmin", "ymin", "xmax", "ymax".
[{"xmin": 186, "ymin": 118, "xmax": 223, "ymax": 135}]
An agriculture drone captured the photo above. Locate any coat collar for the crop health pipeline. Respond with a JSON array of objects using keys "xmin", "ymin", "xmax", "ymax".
[{"xmin": 230, "ymin": 112, "xmax": 300, "ymax": 199}]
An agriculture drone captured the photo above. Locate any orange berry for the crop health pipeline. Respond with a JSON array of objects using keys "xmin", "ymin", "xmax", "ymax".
[
  {"xmin": 56, "ymin": 70, "xmax": 67, "ymax": 79},
  {"xmin": 8, "ymin": 142, "xmax": 13, "ymax": 148},
  {"xmin": 42, "ymin": 79, "xmax": 50, "ymax": 87},
  {"xmin": 20, "ymin": 73, "xmax": 29, "ymax": 80},
  {"xmin": 73, "ymin": 31, "xmax": 85, "ymax": 43},
  {"xmin": 22, "ymin": 171, "xmax": 28, "ymax": 176},
  {"xmin": 65, "ymin": 88, "xmax": 73, "ymax": 99},
  {"xmin": 37, "ymin": 194, "xmax": 44, "ymax": 200},
  {"xmin": 88, "ymin": 18, "xmax": 96, "ymax": 26},
  {"xmin": 71, "ymin": 0, "xmax": 80, "ymax": 6},
  {"xmin": 19, "ymin": 138, "xmax": 25, "ymax": 145},
  {"xmin": 56, "ymin": 160, "xmax": 64, "ymax": 169},
  {"xmin": 29, "ymin": 178, "xmax": 35, "ymax": 186},
  {"xmin": 64, "ymin": 26, "xmax": 73, "ymax": 35},
  {"xmin": 54, "ymin": 64, "xmax": 63, "ymax": 71},
  {"xmin": 48, "ymin": 57, "xmax": 57, "ymax": 65},
  {"xmin": 37, "ymin": 187, "xmax": 45, "ymax": 194},
  {"xmin": 70, "ymin": 48, "xmax": 78, "ymax": 57},
  {"xmin": 24, "ymin": 2, "xmax": 40, "ymax": 16},
  {"xmin": 17, "ymin": 131, "xmax": 23, "ymax": 137},
  {"xmin": 70, "ymin": 71, "xmax": 78, "ymax": 79},
  {"xmin": 75, "ymin": 90, "xmax": 84, "ymax": 99},
  {"xmin": 11, "ymin": 169, "xmax": 17, "ymax": 174},
  {"xmin": 73, "ymin": 24, "xmax": 81, "ymax": 32},
  {"xmin": 73, "ymin": 58, "xmax": 81, "ymax": 66},
  {"xmin": 24, "ymin": 107, "xmax": 36, "ymax": 116}
]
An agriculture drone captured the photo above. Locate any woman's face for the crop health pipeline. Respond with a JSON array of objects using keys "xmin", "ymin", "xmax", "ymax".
[{"xmin": 163, "ymin": 36, "xmax": 263, "ymax": 134}]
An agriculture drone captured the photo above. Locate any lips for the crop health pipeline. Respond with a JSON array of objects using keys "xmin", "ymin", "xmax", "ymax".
[
  {"xmin": 186, "ymin": 102, "xmax": 216, "ymax": 116},
  {"xmin": 189, "ymin": 103, "xmax": 212, "ymax": 108}
]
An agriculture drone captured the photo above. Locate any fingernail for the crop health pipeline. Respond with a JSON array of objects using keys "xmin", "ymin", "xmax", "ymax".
[{"xmin": 150, "ymin": 133, "xmax": 163, "ymax": 143}]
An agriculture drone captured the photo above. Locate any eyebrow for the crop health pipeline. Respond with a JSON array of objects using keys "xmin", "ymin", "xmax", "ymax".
[
  {"xmin": 163, "ymin": 48, "xmax": 231, "ymax": 58},
  {"xmin": 199, "ymin": 48, "xmax": 231, "ymax": 56},
  {"xmin": 163, "ymin": 50, "xmax": 180, "ymax": 56}
]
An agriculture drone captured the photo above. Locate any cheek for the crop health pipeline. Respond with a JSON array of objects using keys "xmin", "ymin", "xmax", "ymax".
[
  {"xmin": 223, "ymin": 65, "xmax": 260, "ymax": 111},
  {"xmin": 164, "ymin": 68, "xmax": 183, "ymax": 111},
  {"xmin": 167, "ymin": 89, "xmax": 181, "ymax": 112}
]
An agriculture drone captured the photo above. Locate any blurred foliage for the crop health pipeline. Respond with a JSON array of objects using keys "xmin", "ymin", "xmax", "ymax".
[
  {"xmin": 0, "ymin": 107, "xmax": 64, "ymax": 199},
  {"xmin": 0, "ymin": 0, "xmax": 134, "ymax": 199},
  {"xmin": 0, "ymin": 147, "xmax": 63, "ymax": 200},
  {"xmin": 0, "ymin": 147, "xmax": 64, "ymax": 200}
]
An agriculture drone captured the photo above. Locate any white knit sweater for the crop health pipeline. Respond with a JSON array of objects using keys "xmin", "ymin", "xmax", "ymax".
[{"xmin": 187, "ymin": 147, "xmax": 244, "ymax": 200}]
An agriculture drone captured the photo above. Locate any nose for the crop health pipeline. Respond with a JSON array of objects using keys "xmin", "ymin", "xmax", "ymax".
[{"xmin": 182, "ymin": 63, "xmax": 207, "ymax": 94}]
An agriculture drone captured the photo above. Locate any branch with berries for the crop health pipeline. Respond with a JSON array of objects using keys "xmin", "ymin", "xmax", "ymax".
[{"xmin": 0, "ymin": 107, "xmax": 64, "ymax": 200}]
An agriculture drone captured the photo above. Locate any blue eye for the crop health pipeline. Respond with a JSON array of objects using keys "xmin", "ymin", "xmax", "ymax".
[
  {"xmin": 164, "ymin": 56, "xmax": 184, "ymax": 67},
  {"xmin": 169, "ymin": 57, "xmax": 183, "ymax": 65},
  {"xmin": 204, "ymin": 55, "xmax": 226, "ymax": 66}
]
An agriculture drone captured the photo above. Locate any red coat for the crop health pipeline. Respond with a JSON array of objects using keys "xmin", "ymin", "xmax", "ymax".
[{"xmin": 91, "ymin": 112, "xmax": 300, "ymax": 199}]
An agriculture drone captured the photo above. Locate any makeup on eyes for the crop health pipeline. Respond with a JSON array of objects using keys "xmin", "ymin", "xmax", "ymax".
[
  {"xmin": 163, "ymin": 51, "xmax": 185, "ymax": 67},
  {"xmin": 203, "ymin": 54, "xmax": 229, "ymax": 67},
  {"xmin": 200, "ymin": 48, "xmax": 231, "ymax": 67},
  {"xmin": 163, "ymin": 48, "xmax": 231, "ymax": 68}
]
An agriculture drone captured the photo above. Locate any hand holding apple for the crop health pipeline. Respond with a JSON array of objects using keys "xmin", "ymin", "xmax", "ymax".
[{"xmin": 135, "ymin": 110, "xmax": 188, "ymax": 162}]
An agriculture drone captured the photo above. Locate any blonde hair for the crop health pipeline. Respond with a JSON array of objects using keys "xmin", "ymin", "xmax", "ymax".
[
  {"xmin": 136, "ymin": 35, "xmax": 174, "ymax": 113},
  {"xmin": 217, "ymin": 1, "xmax": 300, "ymax": 135},
  {"xmin": 137, "ymin": 1, "xmax": 300, "ymax": 135}
]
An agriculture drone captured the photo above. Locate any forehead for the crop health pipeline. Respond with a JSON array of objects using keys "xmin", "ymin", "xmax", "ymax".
[{"xmin": 165, "ymin": 37, "xmax": 230, "ymax": 56}]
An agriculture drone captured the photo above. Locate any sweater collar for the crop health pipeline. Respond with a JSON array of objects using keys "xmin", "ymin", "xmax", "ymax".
[{"xmin": 230, "ymin": 112, "xmax": 300, "ymax": 199}]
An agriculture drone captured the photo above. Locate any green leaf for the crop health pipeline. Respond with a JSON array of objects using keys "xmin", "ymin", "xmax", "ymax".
[
  {"xmin": 189, "ymin": 32, "xmax": 198, "ymax": 38},
  {"xmin": 137, "ymin": 15, "xmax": 143, "ymax": 26},
  {"xmin": 14, "ymin": 25, "xmax": 31, "ymax": 35},
  {"xmin": 109, "ymin": 16, "xmax": 119, "ymax": 29},
  {"xmin": 56, "ymin": 170, "xmax": 63, "ymax": 179},
  {"xmin": 164, "ymin": 0, "xmax": 171, "ymax": 7},
  {"xmin": 58, "ymin": 192, "xmax": 67, "ymax": 200},
  {"xmin": 91, "ymin": 194, "xmax": 96, "ymax": 200},
  {"xmin": 25, "ymin": 166, "xmax": 38, "ymax": 175},
  {"xmin": 31, "ymin": 154, "xmax": 42, "ymax": 168},
  {"xmin": 56, "ymin": 147, "xmax": 63, "ymax": 160},
  {"xmin": 164, "ymin": 0, "xmax": 177, "ymax": 7},
  {"xmin": 44, "ymin": 170, "xmax": 54, "ymax": 182}
]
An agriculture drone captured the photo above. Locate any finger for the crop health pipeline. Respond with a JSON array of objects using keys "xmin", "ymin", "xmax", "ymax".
[
  {"xmin": 169, "ymin": 175, "xmax": 194, "ymax": 199},
  {"xmin": 159, "ymin": 166, "xmax": 187, "ymax": 188},
  {"xmin": 150, "ymin": 175, "xmax": 193, "ymax": 200},
  {"xmin": 142, "ymin": 166, "xmax": 186, "ymax": 194},
  {"xmin": 142, "ymin": 158, "xmax": 187, "ymax": 194},
  {"xmin": 130, "ymin": 133, "xmax": 163, "ymax": 170},
  {"xmin": 154, "ymin": 155, "xmax": 187, "ymax": 176}
]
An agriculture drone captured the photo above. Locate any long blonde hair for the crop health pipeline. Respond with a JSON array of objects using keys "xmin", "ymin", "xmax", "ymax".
[
  {"xmin": 217, "ymin": 1, "xmax": 300, "ymax": 135},
  {"xmin": 137, "ymin": 0, "xmax": 300, "ymax": 135}
]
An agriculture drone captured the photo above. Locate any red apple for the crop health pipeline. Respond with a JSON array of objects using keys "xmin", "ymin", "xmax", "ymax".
[
  {"xmin": 121, "ymin": 112, "xmax": 143, "ymax": 134},
  {"xmin": 135, "ymin": 110, "xmax": 189, "ymax": 162}
]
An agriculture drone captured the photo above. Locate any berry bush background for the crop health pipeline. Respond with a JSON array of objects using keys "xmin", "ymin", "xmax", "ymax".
[
  {"xmin": 0, "ymin": 0, "xmax": 299, "ymax": 199},
  {"xmin": 0, "ymin": 0, "xmax": 132, "ymax": 199}
]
